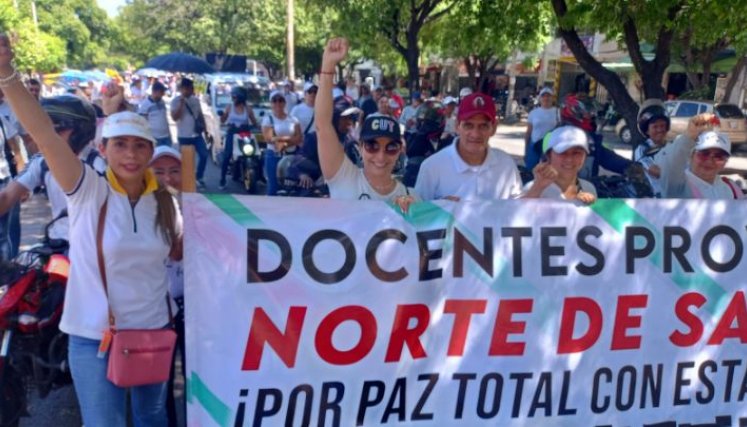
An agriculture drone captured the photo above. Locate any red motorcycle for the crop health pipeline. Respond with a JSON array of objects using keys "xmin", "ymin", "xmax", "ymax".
[{"xmin": 0, "ymin": 215, "xmax": 70, "ymax": 427}]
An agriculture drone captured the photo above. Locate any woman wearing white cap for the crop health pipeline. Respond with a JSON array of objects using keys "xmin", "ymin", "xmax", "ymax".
[
  {"xmin": 262, "ymin": 90, "xmax": 302, "ymax": 195},
  {"xmin": 524, "ymin": 87, "xmax": 558, "ymax": 170},
  {"xmin": 523, "ymin": 125, "xmax": 597, "ymax": 205},
  {"xmin": 656, "ymin": 113, "xmax": 743, "ymax": 199},
  {"xmin": 317, "ymin": 38, "xmax": 417, "ymax": 211},
  {"xmin": 0, "ymin": 34, "xmax": 181, "ymax": 425}
]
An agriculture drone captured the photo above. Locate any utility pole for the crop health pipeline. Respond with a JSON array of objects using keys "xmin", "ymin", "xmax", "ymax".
[
  {"xmin": 286, "ymin": 0, "xmax": 295, "ymax": 81},
  {"xmin": 32, "ymin": 1, "xmax": 38, "ymax": 28}
]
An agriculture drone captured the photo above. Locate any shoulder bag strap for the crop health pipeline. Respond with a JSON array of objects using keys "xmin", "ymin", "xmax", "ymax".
[
  {"xmin": 304, "ymin": 113, "xmax": 315, "ymax": 135},
  {"xmin": 96, "ymin": 196, "xmax": 174, "ymax": 329},
  {"xmin": 96, "ymin": 197, "xmax": 116, "ymax": 329},
  {"xmin": 721, "ymin": 176, "xmax": 740, "ymax": 199}
]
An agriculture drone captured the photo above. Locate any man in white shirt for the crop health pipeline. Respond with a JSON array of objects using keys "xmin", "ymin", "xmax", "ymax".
[
  {"xmin": 170, "ymin": 78, "xmax": 208, "ymax": 188},
  {"xmin": 138, "ymin": 81, "xmax": 171, "ymax": 146},
  {"xmin": 291, "ymin": 82, "xmax": 317, "ymax": 137},
  {"xmin": 283, "ymin": 80, "xmax": 300, "ymax": 114},
  {"xmin": 415, "ymin": 92, "xmax": 522, "ymax": 201}
]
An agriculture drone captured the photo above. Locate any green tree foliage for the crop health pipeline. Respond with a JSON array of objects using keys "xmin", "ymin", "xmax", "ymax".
[
  {"xmin": 430, "ymin": 1, "xmax": 553, "ymax": 91},
  {"xmin": 0, "ymin": 0, "xmax": 67, "ymax": 72},
  {"xmin": 115, "ymin": 0, "xmax": 331, "ymax": 77},
  {"xmin": 311, "ymin": 0, "xmax": 459, "ymax": 93}
]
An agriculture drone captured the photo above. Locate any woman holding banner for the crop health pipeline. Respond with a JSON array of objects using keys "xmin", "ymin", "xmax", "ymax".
[
  {"xmin": 0, "ymin": 34, "xmax": 182, "ymax": 426},
  {"xmin": 316, "ymin": 38, "xmax": 417, "ymax": 212},
  {"xmin": 656, "ymin": 113, "xmax": 744, "ymax": 199},
  {"xmin": 523, "ymin": 125, "xmax": 597, "ymax": 205}
]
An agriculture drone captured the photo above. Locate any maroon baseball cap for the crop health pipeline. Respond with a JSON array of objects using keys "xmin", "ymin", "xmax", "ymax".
[{"xmin": 457, "ymin": 93, "xmax": 497, "ymax": 124}]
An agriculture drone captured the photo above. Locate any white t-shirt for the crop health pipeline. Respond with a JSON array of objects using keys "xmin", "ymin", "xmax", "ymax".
[
  {"xmin": 522, "ymin": 179, "xmax": 597, "ymax": 204},
  {"xmin": 290, "ymin": 103, "xmax": 315, "ymax": 135},
  {"xmin": 15, "ymin": 148, "xmax": 107, "ymax": 240},
  {"xmin": 0, "ymin": 102, "xmax": 20, "ymax": 138},
  {"xmin": 138, "ymin": 97, "xmax": 171, "ymax": 139},
  {"xmin": 284, "ymin": 91, "xmax": 300, "ymax": 114},
  {"xmin": 685, "ymin": 169, "xmax": 744, "ymax": 199},
  {"xmin": 527, "ymin": 106, "xmax": 558, "ymax": 143},
  {"xmin": 170, "ymin": 95, "xmax": 202, "ymax": 138},
  {"xmin": 327, "ymin": 155, "xmax": 414, "ymax": 201},
  {"xmin": 261, "ymin": 113, "xmax": 299, "ymax": 152},
  {"xmin": 415, "ymin": 140, "xmax": 523, "ymax": 201},
  {"xmin": 633, "ymin": 139, "xmax": 663, "ymax": 197},
  {"xmin": 60, "ymin": 165, "xmax": 182, "ymax": 340},
  {"xmin": 0, "ymin": 115, "xmax": 16, "ymax": 180}
]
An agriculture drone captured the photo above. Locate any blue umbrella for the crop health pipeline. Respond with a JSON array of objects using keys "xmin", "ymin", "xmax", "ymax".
[{"xmin": 143, "ymin": 53, "xmax": 214, "ymax": 74}]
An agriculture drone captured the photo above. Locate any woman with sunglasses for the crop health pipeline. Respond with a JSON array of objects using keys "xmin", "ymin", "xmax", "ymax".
[
  {"xmin": 657, "ymin": 113, "xmax": 743, "ymax": 199},
  {"xmin": 262, "ymin": 91, "xmax": 302, "ymax": 195},
  {"xmin": 317, "ymin": 38, "xmax": 416, "ymax": 211}
]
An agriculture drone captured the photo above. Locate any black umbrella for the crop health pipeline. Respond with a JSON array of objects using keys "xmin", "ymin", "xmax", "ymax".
[{"xmin": 143, "ymin": 53, "xmax": 215, "ymax": 74}]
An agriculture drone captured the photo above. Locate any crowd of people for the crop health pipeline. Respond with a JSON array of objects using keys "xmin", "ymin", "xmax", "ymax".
[{"xmin": 0, "ymin": 33, "xmax": 743, "ymax": 427}]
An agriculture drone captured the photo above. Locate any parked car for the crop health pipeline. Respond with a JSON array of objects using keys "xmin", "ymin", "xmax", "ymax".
[{"xmin": 615, "ymin": 100, "xmax": 747, "ymax": 145}]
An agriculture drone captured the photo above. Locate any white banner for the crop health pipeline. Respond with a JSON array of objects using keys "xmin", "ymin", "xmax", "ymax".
[{"xmin": 184, "ymin": 194, "xmax": 747, "ymax": 426}]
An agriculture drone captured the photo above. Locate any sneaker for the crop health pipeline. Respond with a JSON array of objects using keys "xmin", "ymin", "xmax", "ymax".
[
  {"xmin": 218, "ymin": 179, "xmax": 226, "ymax": 190},
  {"xmin": 196, "ymin": 179, "xmax": 207, "ymax": 189}
]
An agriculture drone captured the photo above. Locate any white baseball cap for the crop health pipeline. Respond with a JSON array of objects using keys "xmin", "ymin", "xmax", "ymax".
[
  {"xmin": 303, "ymin": 81, "xmax": 318, "ymax": 93},
  {"xmin": 459, "ymin": 87, "xmax": 473, "ymax": 98},
  {"xmin": 443, "ymin": 96, "xmax": 458, "ymax": 105},
  {"xmin": 150, "ymin": 145, "xmax": 182, "ymax": 165},
  {"xmin": 694, "ymin": 131, "xmax": 731, "ymax": 155},
  {"xmin": 102, "ymin": 112, "xmax": 156, "ymax": 145},
  {"xmin": 543, "ymin": 126, "xmax": 589, "ymax": 154},
  {"xmin": 332, "ymin": 87, "xmax": 345, "ymax": 99},
  {"xmin": 539, "ymin": 87, "xmax": 554, "ymax": 96}
]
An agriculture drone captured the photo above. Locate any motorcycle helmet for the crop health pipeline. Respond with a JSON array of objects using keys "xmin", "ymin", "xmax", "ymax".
[
  {"xmin": 560, "ymin": 93, "xmax": 596, "ymax": 133},
  {"xmin": 231, "ymin": 86, "xmax": 248, "ymax": 104},
  {"xmin": 41, "ymin": 95, "xmax": 97, "ymax": 154},
  {"xmin": 416, "ymin": 100, "xmax": 446, "ymax": 135},
  {"xmin": 637, "ymin": 99, "xmax": 670, "ymax": 138}
]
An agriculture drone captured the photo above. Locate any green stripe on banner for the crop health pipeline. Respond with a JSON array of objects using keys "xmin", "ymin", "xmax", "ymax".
[
  {"xmin": 591, "ymin": 199, "xmax": 727, "ymax": 314},
  {"xmin": 187, "ymin": 371, "xmax": 233, "ymax": 427},
  {"xmin": 399, "ymin": 202, "xmax": 539, "ymax": 295},
  {"xmin": 205, "ymin": 193, "xmax": 262, "ymax": 227}
]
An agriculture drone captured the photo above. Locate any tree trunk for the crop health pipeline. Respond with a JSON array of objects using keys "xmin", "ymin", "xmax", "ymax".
[
  {"xmin": 405, "ymin": 31, "xmax": 421, "ymax": 94},
  {"xmin": 464, "ymin": 57, "xmax": 476, "ymax": 89},
  {"xmin": 722, "ymin": 55, "xmax": 747, "ymax": 103},
  {"xmin": 552, "ymin": 0, "xmax": 679, "ymax": 145}
]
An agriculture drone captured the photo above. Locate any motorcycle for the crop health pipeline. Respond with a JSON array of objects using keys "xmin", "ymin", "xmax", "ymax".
[
  {"xmin": 230, "ymin": 125, "xmax": 264, "ymax": 194},
  {"xmin": 276, "ymin": 154, "xmax": 329, "ymax": 198},
  {"xmin": 0, "ymin": 214, "xmax": 70, "ymax": 427}
]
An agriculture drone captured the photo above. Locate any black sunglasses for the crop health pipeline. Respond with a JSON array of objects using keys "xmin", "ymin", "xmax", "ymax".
[
  {"xmin": 271, "ymin": 97, "xmax": 286, "ymax": 103},
  {"xmin": 362, "ymin": 140, "xmax": 401, "ymax": 156}
]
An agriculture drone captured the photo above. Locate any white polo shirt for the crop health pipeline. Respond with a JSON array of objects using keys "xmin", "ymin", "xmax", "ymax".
[
  {"xmin": 415, "ymin": 140, "xmax": 522, "ymax": 201},
  {"xmin": 60, "ymin": 165, "xmax": 182, "ymax": 340}
]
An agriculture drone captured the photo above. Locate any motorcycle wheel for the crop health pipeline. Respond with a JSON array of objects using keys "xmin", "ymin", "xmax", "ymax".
[
  {"xmin": 244, "ymin": 166, "xmax": 257, "ymax": 194},
  {"xmin": 0, "ymin": 366, "xmax": 25, "ymax": 427}
]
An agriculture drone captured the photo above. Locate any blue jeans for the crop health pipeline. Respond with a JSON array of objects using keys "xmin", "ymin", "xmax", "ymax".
[
  {"xmin": 220, "ymin": 129, "xmax": 235, "ymax": 184},
  {"xmin": 524, "ymin": 139, "xmax": 542, "ymax": 171},
  {"xmin": 68, "ymin": 335, "xmax": 168, "ymax": 427},
  {"xmin": 0, "ymin": 179, "xmax": 14, "ymax": 260},
  {"xmin": 155, "ymin": 137, "xmax": 173, "ymax": 147},
  {"xmin": 264, "ymin": 150, "xmax": 280, "ymax": 196},
  {"xmin": 178, "ymin": 136, "xmax": 208, "ymax": 181}
]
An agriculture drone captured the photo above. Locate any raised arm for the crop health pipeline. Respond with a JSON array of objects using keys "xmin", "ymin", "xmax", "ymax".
[
  {"xmin": 0, "ymin": 34, "xmax": 81, "ymax": 192},
  {"xmin": 315, "ymin": 38, "xmax": 348, "ymax": 180}
]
